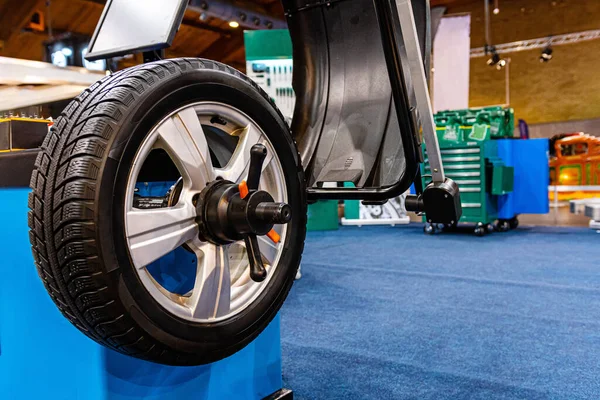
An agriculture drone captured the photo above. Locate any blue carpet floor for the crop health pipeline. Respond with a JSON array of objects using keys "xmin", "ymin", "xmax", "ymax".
[{"xmin": 280, "ymin": 225, "xmax": 600, "ymax": 399}]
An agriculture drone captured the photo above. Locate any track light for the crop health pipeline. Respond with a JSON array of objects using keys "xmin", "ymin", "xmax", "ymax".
[
  {"xmin": 487, "ymin": 50, "xmax": 500, "ymax": 66},
  {"xmin": 540, "ymin": 46, "xmax": 553, "ymax": 63},
  {"xmin": 487, "ymin": 47, "xmax": 507, "ymax": 70},
  {"xmin": 229, "ymin": 21, "xmax": 240, "ymax": 28}
]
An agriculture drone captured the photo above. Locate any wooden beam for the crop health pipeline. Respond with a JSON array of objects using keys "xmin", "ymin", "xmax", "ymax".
[
  {"xmin": 197, "ymin": 31, "xmax": 244, "ymax": 62},
  {"xmin": 0, "ymin": 0, "xmax": 44, "ymax": 41},
  {"xmin": 431, "ymin": 0, "xmax": 476, "ymax": 7},
  {"xmin": 181, "ymin": 17, "xmax": 232, "ymax": 37}
]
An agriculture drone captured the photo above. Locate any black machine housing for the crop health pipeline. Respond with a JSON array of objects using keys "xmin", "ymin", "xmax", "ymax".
[{"xmin": 281, "ymin": 0, "xmax": 461, "ymax": 221}]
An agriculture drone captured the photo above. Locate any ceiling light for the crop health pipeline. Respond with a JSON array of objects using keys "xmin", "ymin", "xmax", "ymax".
[
  {"xmin": 51, "ymin": 51, "xmax": 67, "ymax": 67},
  {"xmin": 229, "ymin": 21, "xmax": 240, "ymax": 28}
]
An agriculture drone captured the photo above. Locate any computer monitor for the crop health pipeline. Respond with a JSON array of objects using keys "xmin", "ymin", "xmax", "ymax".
[{"xmin": 85, "ymin": 0, "xmax": 187, "ymax": 61}]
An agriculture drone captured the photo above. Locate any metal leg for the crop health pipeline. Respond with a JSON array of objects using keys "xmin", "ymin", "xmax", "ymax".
[{"xmin": 392, "ymin": 0, "xmax": 445, "ymax": 184}]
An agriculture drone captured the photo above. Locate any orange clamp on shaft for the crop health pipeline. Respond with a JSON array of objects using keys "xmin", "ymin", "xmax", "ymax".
[
  {"xmin": 267, "ymin": 229, "xmax": 281, "ymax": 244},
  {"xmin": 239, "ymin": 181, "xmax": 249, "ymax": 199}
]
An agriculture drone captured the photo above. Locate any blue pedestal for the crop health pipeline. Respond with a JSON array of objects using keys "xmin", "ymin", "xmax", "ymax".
[
  {"xmin": 495, "ymin": 139, "xmax": 550, "ymax": 219},
  {"xmin": 0, "ymin": 189, "xmax": 283, "ymax": 400}
]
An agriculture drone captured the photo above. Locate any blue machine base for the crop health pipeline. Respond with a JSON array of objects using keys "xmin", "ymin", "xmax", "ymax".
[{"xmin": 0, "ymin": 189, "xmax": 285, "ymax": 400}]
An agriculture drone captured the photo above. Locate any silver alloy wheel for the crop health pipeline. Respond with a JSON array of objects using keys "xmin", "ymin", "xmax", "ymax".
[{"xmin": 124, "ymin": 102, "xmax": 288, "ymax": 323}]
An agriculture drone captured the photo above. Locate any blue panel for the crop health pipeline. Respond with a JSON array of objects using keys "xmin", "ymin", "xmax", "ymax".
[
  {"xmin": 0, "ymin": 188, "xmax": 282, "ymax": 400},
  {"xmin": 496, "ymin": 139, "xmax": 549, "ymax": 219},
  {"xmin": 495, "ymin": 140, "xmax": 515, "ymax": 219},
  {"xmin": 104, "ymin": 317, "xmax": 282, "ymax": 400}
]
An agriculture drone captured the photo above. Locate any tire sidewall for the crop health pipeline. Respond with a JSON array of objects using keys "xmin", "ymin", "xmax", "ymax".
[{"xmin": 96, "ymin": 65, "xmax": 305, "ymax": 354}]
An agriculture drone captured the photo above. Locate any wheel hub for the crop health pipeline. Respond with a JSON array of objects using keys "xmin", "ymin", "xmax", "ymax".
[
  {"xmin": 196, "ymin": 180, "xmax": 291, "ymax": 245},
  {"xmin": 196, "ymin": 144, "xmax": 292, "ymax": 282}
]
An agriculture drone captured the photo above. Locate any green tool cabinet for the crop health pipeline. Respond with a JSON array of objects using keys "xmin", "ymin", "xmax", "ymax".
[
  {"xmin": 422, "ymin": 112, "xmax": 514, "ymax": 236},
  {"xmin": 434, "ymin": 106, "xmax": 515, "ymax": 139}
]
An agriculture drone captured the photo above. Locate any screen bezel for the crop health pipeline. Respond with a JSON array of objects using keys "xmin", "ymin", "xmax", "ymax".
[{"xmin": 85, "ymin": 0, "xmax": 188, "ymax": 61}]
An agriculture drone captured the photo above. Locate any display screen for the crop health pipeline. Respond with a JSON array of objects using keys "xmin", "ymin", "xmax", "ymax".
[{"xmin": 86, "ymin": 0, "xmax": 187, "ymax": 61}]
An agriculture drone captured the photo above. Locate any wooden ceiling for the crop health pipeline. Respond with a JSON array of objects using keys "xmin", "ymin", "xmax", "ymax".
[
  {"xmin": 0, "ymin": 0, "xmax": 283, "ymax": 71},
  {"xmin": 0, "ymin": 0, "xmax": 467, "ymax": 71}
]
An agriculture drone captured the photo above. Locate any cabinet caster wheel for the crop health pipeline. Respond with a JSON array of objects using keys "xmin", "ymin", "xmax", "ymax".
[
  {"xmin": 424, "ymin": 224, "xmax": 436, "ymax": 235},
  {"xmin": 474, "ymin": 223, "xmax": 486, "ymax": 236},
  {"xmin": 509, "ymin": 217, "xmax": 519, "ymax": 230},
  {"xmin": 496, "ymin": 220, "xmax": 510, "ymax": 232}
]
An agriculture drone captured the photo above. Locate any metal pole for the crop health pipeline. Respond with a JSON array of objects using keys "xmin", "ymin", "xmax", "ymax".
[
  {"xmin": 484, "ymin": 0, "xmax": 491, "ymax": 47},
  {"xmin": 46, "ymin": 0, "xmax": 53, "ymax": 39},
  {"xmin": 505, "ymin": 57, "xmax": 510, "ymax": 106}
]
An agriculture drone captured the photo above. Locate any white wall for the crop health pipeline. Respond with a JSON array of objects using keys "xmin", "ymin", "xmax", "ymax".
[{"xmin": 432, "ymin": 14, "xmax": 471, "ymax": 113}]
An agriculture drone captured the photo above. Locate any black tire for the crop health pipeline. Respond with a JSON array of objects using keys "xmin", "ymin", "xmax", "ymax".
[
  {"xmin": 28, "ymin": 58, "xmax": 306, "ymax": 366},
  {"xmin": 509, "ymin": 217, "xmax": 519, "ymax": 230}
]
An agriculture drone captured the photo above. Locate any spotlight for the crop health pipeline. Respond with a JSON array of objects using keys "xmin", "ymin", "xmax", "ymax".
[
  {"xmin": 486, "ymin": 47, "xmax": 507, "ymax": 70},
  {"xmin": 199, "ymin": 12, "xmax": 208, "ymax": 21},
  {"xmin": 229, "ymin": 21, "xmax": 240, "ymax": 28},
  {"xmin": 493, "ymin": 0, "xmax": 500, "ymax": 14},
  {"xmin": 486, "ymin": 48, "xmax": 501, "ymax": 66},
  {"xmin": 540, "ymin": 46, "xmax": 553, "ymax": 63}
]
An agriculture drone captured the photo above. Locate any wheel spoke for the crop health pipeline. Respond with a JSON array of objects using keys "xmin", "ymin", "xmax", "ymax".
[
  {"xmin": 126, "ymin": 204, "xmax": 198, "ymax": 268},
  {"xmin": 230, "ymin": 237, "xmax": 278, "ymax": 288},
  {"xmin": 156, "ymin": 107, "xmax": 214, "ymax": 190},
  {"xmin": 257, "ymin": 235, "xmax": 279, "ymax": 265},
  {"xmin": 188, "ymin": 243, "xmax": 231, "ymax": 319},
  {"xmin": 217, "ymin": 124, "xmax": 273, "ymax": 183}
]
